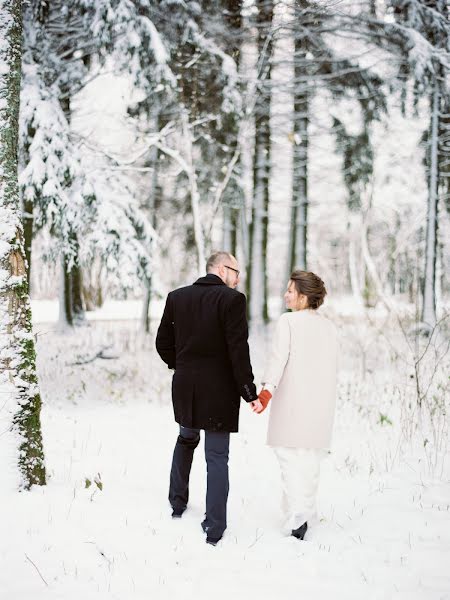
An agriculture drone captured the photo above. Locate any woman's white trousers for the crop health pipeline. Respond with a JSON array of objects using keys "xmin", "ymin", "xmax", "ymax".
[{"xmin": 273, "ymin": 447, "xmax": 325, "ymax": 533}]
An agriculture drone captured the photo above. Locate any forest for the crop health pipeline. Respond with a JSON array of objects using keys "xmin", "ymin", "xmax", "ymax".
[{"xmin": 0, "ymin": 1, "xmax": 449, "ymax": 598}]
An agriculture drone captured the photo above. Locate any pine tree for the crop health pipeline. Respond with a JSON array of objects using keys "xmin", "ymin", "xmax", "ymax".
[
  {"xmin": 355, "ymin": 0, "xmax": 450, "ymax": 327},
  {"xmin": 103, "ymin": 1, "xmax": 243, "ymax": 276},
  {"xmin": 387, "ymin": 0, "xmax": 449, "ymax": 329},
  {"xmin": 20, "ymin": 1, "xmax": 96, "ymax": 325},
  {"xmin": 20, "ymin": 0, "xmax": 160, "ymax": 320},
  {"xmin": 283, "ymin": 0, "xmax": 385, "ymax": 283}
]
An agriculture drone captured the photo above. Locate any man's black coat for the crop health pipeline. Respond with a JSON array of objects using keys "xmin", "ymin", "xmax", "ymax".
[{"xmin": 155, "ymin": 274, "xmax": 258, "ymax": 432}]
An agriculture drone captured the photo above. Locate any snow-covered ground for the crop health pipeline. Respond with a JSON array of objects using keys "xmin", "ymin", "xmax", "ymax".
[{"xmin": 1, "ymin": 302, "xmax": 449, "ymax": 600}]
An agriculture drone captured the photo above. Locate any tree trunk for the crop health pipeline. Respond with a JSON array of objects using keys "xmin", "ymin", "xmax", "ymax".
[
  {"xmin": 361, "ymin": 219, "xmax": 393, "ymax": 313},
  {"xmin": 288, "ymin": 105, "xmax": 308, "ymax": 272},
  {"xmin": 181, "ymin": 110, "xmax": 206, "ymax": 276},
  {"xmin": 71, "ymin": 263, "xmax": 84, "ymax": 320},
  {"xmin": 348, "ymin": 223, "xmax": 362, "ymax": 304},
  {"xmin": 70, "ymin": 234, "xmax": 85, "ymax": 322},
  {"xmin": 421, "ymin": 84, "xmax": 439, "ymax": 329},
  {"xmin": 82, "ymin": 259, "xmax": 103, "ymax": 311},
  {"xmin": 59, "ymin": 253, "xmax": 73, "ymax": 327},
  {"xmin": 141, "ymin": 280, "xmax": 151, "ymax": 333},
  {"xmin": 222, "ymin": 0, "xmax": 242, "ymax": 261},
  {"xmin": 141, "ymin": 177, "xmax": 158, "ymax": 333},
  {"xmin": 250, "ymin": 118, "xmax": 270, "ymax": 322},
  {"xmin": 222, "ymin": 204, "xmax": 233, "ymax": 252},
  {"xmin": 23, "ymin": 198, "xmax": 33, "ymax": 288},
  {"xmin": 248, "ymin": 0, "xmax": 272, "ymax": 323},
  {"xmin": 230, "ymin": 209, "xmax": 238, "ymax": 256},
  {"xmin": 141, "ymin": 105, "xmax": 160, "ymax": 333},
  {"xmin": 287, "ymin": 20, "xmax": 309, "ymax": 275},
  {"xmin": 0, "ymin": 0, "xmax": 46, "ymax": 489}
]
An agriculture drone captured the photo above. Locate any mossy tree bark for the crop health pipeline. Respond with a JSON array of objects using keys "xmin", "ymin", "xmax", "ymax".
[{"xmin": 0, "ymin": 0, "xmax": 46, "ymax": 489}]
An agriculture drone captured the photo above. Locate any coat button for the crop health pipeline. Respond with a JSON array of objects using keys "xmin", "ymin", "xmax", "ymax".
[{"xmin": 217, "ymin": 422, "xmax": 223, "ymax": 430}]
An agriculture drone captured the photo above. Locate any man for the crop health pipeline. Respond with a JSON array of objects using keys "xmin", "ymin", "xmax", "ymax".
[{"xmin": 155, "ymin": 251, "xmax": 261, "ymax": 546}]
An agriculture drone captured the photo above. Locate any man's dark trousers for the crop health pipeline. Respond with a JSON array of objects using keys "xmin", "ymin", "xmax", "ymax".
[{"xmin": 169, "ymin": 426, "xmax": 230, "ymax": 540}]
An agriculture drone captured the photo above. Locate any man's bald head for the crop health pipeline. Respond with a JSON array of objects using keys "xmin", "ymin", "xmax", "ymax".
[{"xmin": 206, "ymin": 251, "xmax": 240, "ymax": 289}]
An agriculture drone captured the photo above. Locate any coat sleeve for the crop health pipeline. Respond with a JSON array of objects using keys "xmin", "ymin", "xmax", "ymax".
[
  {"xmin": 223, "ymin": 293, "xmax": 258, "ymax": 402},
  {"xmin": 155, "ymin": 293, "xmax": 176, "ymax": 369},
  {"xmin": 262, "ymin": 313, "xmax": 291, "ymax": 389}
]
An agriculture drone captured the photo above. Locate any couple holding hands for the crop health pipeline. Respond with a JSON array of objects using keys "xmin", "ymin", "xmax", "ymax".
[{"xmin": 156, "ymin": 251, "xmax": 338, "ymax": 546}]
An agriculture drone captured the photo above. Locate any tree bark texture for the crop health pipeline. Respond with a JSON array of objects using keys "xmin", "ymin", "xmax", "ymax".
[
  {"xmin": 248, "ymin": 0, "xmax": 272, "ymax": 323},
  {"xmin": 0, "ymin": 0, "xmax": 46, "ymax": 489},
  {"xmin": 288, "ymin": 28, "xmax": 309, "ymax": 275}
]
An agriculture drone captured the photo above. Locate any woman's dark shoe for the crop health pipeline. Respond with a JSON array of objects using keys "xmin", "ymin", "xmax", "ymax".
[
  {"xmin": 291, "ymin": 521, "xmax": 308, "ymax": 540},
  {"xmin": 171, "ymin": 508, "xmax": 185, "ymax": 518}
]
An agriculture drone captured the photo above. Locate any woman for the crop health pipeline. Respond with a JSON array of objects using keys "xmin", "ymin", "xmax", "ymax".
[{"xmin": 254, "ymin": 270, "xmax": 338, "ymax": 540}]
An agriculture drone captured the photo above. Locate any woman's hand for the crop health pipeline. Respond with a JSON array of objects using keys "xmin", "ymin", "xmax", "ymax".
[
  {"xmin": 251, "ymin": 389, "xmax": 272, "ymax": 414},
  {"xmin": 257, "ymin": 389, "xmax": 272, "ymax": 413}
]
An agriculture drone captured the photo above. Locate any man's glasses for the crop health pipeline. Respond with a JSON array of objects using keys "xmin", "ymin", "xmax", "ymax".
[{"xmin": 224, "ymin": 265, "xmax": 240, "ymax": 277}]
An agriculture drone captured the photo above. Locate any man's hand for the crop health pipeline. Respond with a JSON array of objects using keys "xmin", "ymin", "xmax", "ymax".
[{"xmin": 250, "ymin": 399, "xmax": 263, "ymax": 413}]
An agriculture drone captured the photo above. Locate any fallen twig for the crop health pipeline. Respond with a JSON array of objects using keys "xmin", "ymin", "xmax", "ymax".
[
  {"xmin": 67, "ymin": 346, "xmax": 119, "ymax": 366},
  {"xmin": 248, "ymin": 528, "xmax": 264, "ymax": 549},
  {"xmin": 25, "ymin": 554, "xmax": 48, "ymax": 587}
]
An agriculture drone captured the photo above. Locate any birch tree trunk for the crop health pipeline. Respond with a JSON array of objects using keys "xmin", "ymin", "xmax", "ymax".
[
  {"xmin": 181, "ymin": 110, "xmax": 206, "ymax": 276},
  {"xmin": 361, "ymin": 219, "xmax": 393, "ymax": 313},
  {"xmin": 348, "ymin": 219, "xmax": 363, "ymax": 304},
  {"xmin": 422, "ymin": 84, "xmax": 440, "ymax": 330},
  {"xmin": 0, "ymin": 0, "xmax": 46, "ymax": 489},
  {"xmin": 222, "ymin": 204, "xmax": 234, "ymax": 252},
  {"xmin": 141, "ymin": 107, "xmax": 160, "ymax": 333}
]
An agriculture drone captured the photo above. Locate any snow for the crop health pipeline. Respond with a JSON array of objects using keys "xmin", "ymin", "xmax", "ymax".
[
  {"xmin": 140, "ymin": 17, "xmax": 170, "ymax": 66},
  {"xmin": 2, "ymin": 1, "xmax": 449, "ymax": 595},
  {"xmin": 0, "ymin": 304, "xmax": 449, "ymax": 599},
  {"xmin": 31, "ymin": 299, "xmax": 165, "ymax": 323}
]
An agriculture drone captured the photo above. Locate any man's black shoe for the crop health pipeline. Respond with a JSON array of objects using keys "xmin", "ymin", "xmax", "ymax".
[
  {"xmin": 291, "ymin": 521, "xmax": 308, "ymax": 540},
  {"xmin": 171, "ymin": 508, "xmax": 185, "ymax": 518},
  {"xmin": 206, "ymin": 536, "xmax": 221, "ymax": 546}
]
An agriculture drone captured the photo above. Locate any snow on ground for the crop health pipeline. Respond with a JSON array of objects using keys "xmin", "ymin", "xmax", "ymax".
[{"xmin": 0, "ymin": 302, "xmax": 449, "ymax": 600}]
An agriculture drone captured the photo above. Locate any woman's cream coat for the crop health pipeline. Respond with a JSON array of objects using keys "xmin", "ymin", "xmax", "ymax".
[{"xmin": 263, "ymin": 310, "xmax": 338, "ymax": 448}]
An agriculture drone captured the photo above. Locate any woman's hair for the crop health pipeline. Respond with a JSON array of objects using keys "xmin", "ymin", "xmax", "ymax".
[{"xmin": 290, "ymin": 270, "xmax": 327, "ymax": 309}]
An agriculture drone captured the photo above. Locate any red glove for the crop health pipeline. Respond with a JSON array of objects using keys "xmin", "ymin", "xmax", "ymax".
[{"xmin": 257, "ymin": 389, "xmax": 272, "ymax": 413}]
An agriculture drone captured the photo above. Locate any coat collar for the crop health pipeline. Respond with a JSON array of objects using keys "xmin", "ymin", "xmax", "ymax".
[{"xmin": 193, "ymin": 274, "xmax": 226, "ymax": 286}]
